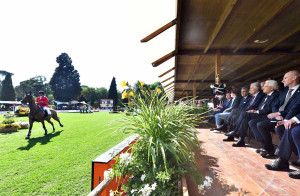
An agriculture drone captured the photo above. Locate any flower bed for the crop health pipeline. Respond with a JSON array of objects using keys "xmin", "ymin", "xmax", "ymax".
[
  {"xmin": 0, "ymin": 112, "xmax": 21, "ymax": 133},
  {"xmin": 109, "ymin": 81, "xmax": 206, "ymax": 195}
]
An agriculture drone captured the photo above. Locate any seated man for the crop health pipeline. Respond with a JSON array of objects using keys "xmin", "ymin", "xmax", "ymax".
[
  {"xmin": 214, "ymin": 89, "xmax": 241, "ymax": 130},
  {"xmin": 208, "ymin": 93, "xmax": 232, "ymax": 124},
  {"xmin": 218, "ymin": 87, "xmax": 252, "ymax": 133},
  {"xmin": 265, "ymin": 99, "xmax": 300, "ymax": 179},
  {"xmin": 222, "ymin": 82, "xmax": 264, "ymax": 137},
  {"xmin": 228, "ymin": 80, "xmax": 279, "ymax": 147},
  {"xmin": 254, "ymin": 70, "xmax": 300, "ymax": 158}
]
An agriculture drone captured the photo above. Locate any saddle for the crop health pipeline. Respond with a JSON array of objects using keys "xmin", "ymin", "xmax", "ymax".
[{"xmin": 37, "ymin": 105, "xmax": 50, "ymax": 119}]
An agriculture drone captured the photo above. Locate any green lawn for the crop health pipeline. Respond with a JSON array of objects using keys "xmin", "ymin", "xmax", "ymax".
[{"xmin": 0, "ymin": 112, "xmax": 129, "ymax": 196}]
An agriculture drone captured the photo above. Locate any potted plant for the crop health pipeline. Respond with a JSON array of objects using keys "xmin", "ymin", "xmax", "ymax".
[
  {"xmin": 0, "ymin": 112, "xmax": 21, "ymax": 133},
  {"xmin": 111, "ymin": 81, "xmax": 204, "ymax": 195}
]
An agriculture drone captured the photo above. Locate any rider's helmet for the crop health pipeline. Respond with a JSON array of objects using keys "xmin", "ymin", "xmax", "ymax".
[{"xmin": 38, "ymin": 91, "xmax": 44, "ymax": 95}]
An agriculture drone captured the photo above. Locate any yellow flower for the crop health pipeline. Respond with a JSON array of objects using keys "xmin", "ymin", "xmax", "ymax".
[
  {"xmin": 122, "ymin": 90, "xmax": 128, "ymax": 99},
  {"xmin": 157, "ymin": 88, "xmax": 162, "ymax": 93},
  {"xmin": 120, "ymin": 81, "xmax": 127, "ymax": 87},
  {"xmin": 140, "ymin": 81, "xmax": 144, "ymax": 87},
  {"xmin": 129, "ymin": 92, "xmax": 134, "ymax": 97}
]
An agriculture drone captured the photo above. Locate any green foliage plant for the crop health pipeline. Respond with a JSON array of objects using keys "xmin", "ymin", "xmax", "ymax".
[{"xmin": 112, "ymin": 81, "xmax": 203, "ymax": 195}]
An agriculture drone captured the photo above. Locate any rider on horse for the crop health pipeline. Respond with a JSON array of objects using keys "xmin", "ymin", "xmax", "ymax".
[{"xmin": 36, "ymin": 91, "xmax": 50, "ymax": 119}]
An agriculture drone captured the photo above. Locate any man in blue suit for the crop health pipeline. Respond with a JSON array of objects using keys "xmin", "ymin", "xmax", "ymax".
[
  {"xmin": 255, "ymin": 70, "xmax": 300, "ymax": 157},
  {"xmin": 222, "ymin": 82, "xmax": 264, "ymax": 141},
  {"xmin": 214, "ymin": 89, "xmax": 241, "ymax": 130},
  {"xmin": 208, "ymin": 93, "xmax": 232, "ymax": 124},
  {"xmin": 265, "ymin": 98, "xmax": 300, "ymax": 179},
  {"xmin": 227, "ymin": 81, "xmax": 278, "ymax": 147}
]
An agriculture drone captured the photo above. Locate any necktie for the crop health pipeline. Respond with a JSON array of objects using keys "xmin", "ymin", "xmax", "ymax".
[
  {"xmin": 259, "ymin": 95, "xmax": 270, "ymax": 110},
  {"xmin": 248, "ymin": 95, "xmax": 256, "ymax": 108},
  {"xmin": 279, "ymin": 89, "xmax": 293, "ymax": 111}
]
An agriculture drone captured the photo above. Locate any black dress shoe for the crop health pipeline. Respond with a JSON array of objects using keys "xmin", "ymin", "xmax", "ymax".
[
  {"xmin": 223, "ymin": 136, "xmax": 234, "ymax": 142},
  {"xmin": 265, "ymin": 158, "xmax": 289, "ymax": 171},
  {"xmin": 290, "ymin": 161, "xmax": 300, "ymax": 167},
  {"xmin": 215, "ymin": 125, "xmax": 227, "ymax": 131},
  {"xmin": 225, "ymin": 131, "xmax": 235, "ymax": 136},
  {"xmin": 232, "ymin": 141, "xmax": 245, "ymax": 147},
  {"xmin": 261, "ymin": 152, "xmax": 275, "ymax": 158},
  {"xmin": 288, "ymin": 170, "xmax": 300, "ymax": 179},
  {"xmin": 255, "ymin": 148, "xmax": 266, "ymax": 154}
]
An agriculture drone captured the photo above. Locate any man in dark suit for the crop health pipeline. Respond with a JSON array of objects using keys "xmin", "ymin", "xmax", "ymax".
[
  {"xmin": 265, "ymin": 99, "xmax": 300, "ymax": 179},
  {"xmin": 213, "ymin": 89, "xmax": 241, "ymax": 130},
  {"xmin": 222, "ymin": 82, "xmax": 264, "ymax": 141},
  {"xmin": 227, "ymin": 81, "xmax": 278, "ymax": 147},
  {"xmin": 208, "ymin": 93, "xmax": 232, "ymax": 124},
  {"xmin": 255, "ymin": 70, "xmax": 300, "ymax": 157},
  {"xmin": 216, "ymin": 87, "xmax": 252, "ymax": 132}
]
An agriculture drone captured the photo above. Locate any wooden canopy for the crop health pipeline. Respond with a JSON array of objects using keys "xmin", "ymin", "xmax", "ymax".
[{"xmin": 142, "ymin": 0, "xmax": 300, "ymax": 100}]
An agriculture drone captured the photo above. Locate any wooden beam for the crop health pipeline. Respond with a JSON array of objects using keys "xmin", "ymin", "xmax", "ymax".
[
  {"xmin": 204, "ymin": 0, "xmax": 238, "ymax": 53},
  {"xmin": 232, "ymin": 55, "xmax": 284, "ymax": 82},
  {"xmin": 233, "ymin": 0, "xmax": 294, "ymax": 53},
  {"xmin": 222, "ymin": 56, "xmax": 257, "ymax": 78},
  {"xmin": 165, "ymin": 85, "xmax": 174, "ymax": 91},
  {"xmin": 245, "ymin": 56, "xmax": 300, "ymax": 81},
  {"xmin": 161, "ymin": 75, "xmax": 175, "ymax": 83},
  {"xmin": 263, "ymin": 26, "xmax": 300, "ymax": 53},
  {"xmin": 159, "ymin": 67, "xmax": 175, "ymax": 78},
  {"xmin": 163, "ymin": 81, "xmax": 174, "ymax": 88},
  {"xmin": 292, "ymin": 44, "xmax": 300, "ymax": 52},
  {"xmin": 165, "ymin": 86, "xmax": 174, "ymax": 92},
  {"xmin": 181, "ymin": 56, "xmax": 206, "ymax": 95},
  {"xmin": 178, "ymin": 49, "xmax": 300, "ymax": 56},
  {"xmin": 166, "ymin": 88, "xmax": 174, "ymax": 93},
  {"xmin": 141, "ymin": 19, "xmax": 177, "ymax": 43},
  {"xmin": 152, "ymin": 51, "xmax": 176, "ymax": 67},
  {"xmin": 215, "ymin": 50, "xmax": 221, "ymax": 80}
]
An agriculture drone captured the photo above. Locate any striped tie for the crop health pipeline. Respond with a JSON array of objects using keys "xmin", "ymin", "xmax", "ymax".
[{"xmin": 279, "ymin": 89, "xmax": 293, "ymax": 112}]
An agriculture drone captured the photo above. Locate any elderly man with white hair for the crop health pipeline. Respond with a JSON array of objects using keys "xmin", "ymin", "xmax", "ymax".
[{"xmin": 229, "ymin": 80, "xmax": 279, "ymax": 147}]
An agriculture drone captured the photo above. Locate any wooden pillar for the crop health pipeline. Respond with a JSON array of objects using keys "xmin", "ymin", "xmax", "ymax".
[
  {"xmin": 193, "ymin": 81, "xmax": 197, "ymax": 105},
  {"xmin": 215, "ymin": 50, "xmax": 221, "ymax": 82}
]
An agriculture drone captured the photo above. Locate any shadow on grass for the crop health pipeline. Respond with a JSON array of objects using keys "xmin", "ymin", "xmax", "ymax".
[
  {"xmin": 186, "ymin": 149, "xmax": 242, "ymax": 196},
  {"xmin": 17, "ymin": 130, "xmax": 64, "ymax": 151}
]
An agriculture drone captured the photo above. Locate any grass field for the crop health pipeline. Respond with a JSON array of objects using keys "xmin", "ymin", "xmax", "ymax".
[{"xmin": 0, "ymin": 112, "xmax": 129, "ymax": 196}]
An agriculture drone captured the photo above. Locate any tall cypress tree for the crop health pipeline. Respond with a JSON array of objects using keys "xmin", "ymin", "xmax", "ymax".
[
  {"xmin": 108, "ymin": 77, "xmax": 118, "ymax": 111},
  {"xmin": 50, "ymin": 53, "xmax": 82, "ymax": 101},
  {"xmin": 0, "ymin": 74, "xmax": 15, "ymax": 101}
]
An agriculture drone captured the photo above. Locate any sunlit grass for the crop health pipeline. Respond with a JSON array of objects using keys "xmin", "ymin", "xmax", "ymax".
[{"xmin": 0, "ymin": 112, "xmax": 128, "ymax": 196}]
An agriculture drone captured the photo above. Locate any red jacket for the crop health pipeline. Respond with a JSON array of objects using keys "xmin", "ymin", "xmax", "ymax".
[{"xmin": 36, "ymin": 96, "xmax": 49, "ymax": 107}]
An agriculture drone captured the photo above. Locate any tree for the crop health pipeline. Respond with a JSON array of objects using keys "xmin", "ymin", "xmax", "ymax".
[
  {"xmin": 50, "ymin": 53, "xmax": 82, "ymax": 101},
  {"xmin": 15, "ymin": 75, "xmax": 53, "ymax": 100},
  {"xmin": 108, "ymin": 77, "xmax": 118, "ymax": 110},
  {"xmin": 0, "ymin": 74, "xmax": 15, "ymax": 101}
]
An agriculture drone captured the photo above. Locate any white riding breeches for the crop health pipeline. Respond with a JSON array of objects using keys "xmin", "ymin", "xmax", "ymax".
[{"xmin": 43, "ymin": 107, "xmax": 51, "ymax": 115}]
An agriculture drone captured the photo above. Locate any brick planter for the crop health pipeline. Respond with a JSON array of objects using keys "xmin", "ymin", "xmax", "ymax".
[{"xmin": 0, "ymin": 127, "xmax": 18, "ymax": 133}]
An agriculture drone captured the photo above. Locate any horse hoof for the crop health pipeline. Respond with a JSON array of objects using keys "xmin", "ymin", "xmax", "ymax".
[
  {"xmin": 44, "ymin": 132, "xmax": 48, "ymax": 136},
  {"xmin": 53, "ymin": 130, "xmax": 55, "ymax": 133},
  {"xmin": 60, "ymin": 125, "xmax": 64, "ymax": 127},
  {"xmin": 25, "ymin": 136, "xmax": 30, "ymax": 139}
]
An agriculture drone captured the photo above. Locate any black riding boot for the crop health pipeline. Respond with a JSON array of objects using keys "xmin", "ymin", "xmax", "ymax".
[{"xmin": 44, "ymin": 110, "xmax": 48, "ymax": 119}]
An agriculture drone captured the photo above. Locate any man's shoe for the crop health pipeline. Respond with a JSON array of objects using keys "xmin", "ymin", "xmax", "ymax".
[
  {"xmin": 225, "ymin": 131, "xmax": 235, "ymax": 137},
  {"xmin": 288, "ymin": 170, "xmax": 300, "ymax": 179},
  {"xmin": 232, "ymin": 140, "xmax": 245, "ymax": 147},
  {"xmin": 290, "ymin": 160, "xmax": 300, "ymax": 167},
  {"xmin": 265, "ymin": 158, "xmax": 289, "ymax": 171},
  {"xmin": 215, "ymin": 125, "xmax": 227, "ymax": 131},
  {"xmin": 261, "ymin": 151, "xmax": 275, "ymax": 158},
  {"xmin": 223, "ymin": 136, "xmax": 234, "ymax": 142},
  {"xmin": 255, "ymin": 148, "xmax": 266, "ymax": 154}
]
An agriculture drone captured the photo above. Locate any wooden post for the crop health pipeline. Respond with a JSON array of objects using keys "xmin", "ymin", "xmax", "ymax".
[
  {"xmin": 193, "ymin": 81, "xmax": 197, "ymax": 105},
  {"xmin": 215, "ymin": 50, "xmax": 221, "ymax": 82}
]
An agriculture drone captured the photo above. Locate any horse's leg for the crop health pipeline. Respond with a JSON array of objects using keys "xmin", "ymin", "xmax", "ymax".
[
  {"xmin": 25, "ymin": 120, "xmax": 33, "ymax": 139},
  {"xmin": 53, "ymin": 112, "xmax": 63, "ymax": 127},
  {"xmin": 42, "ymin": 121, "xmax": 48, "ymax": 136},
  {"xmin": 46, "ymin": 119, "xmax": 55, "ymax": 132}
]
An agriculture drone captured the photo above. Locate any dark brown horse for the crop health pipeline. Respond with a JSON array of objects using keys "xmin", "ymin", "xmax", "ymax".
[{"xmin": 21, "ymin": 93, "xmax": 63, "ymax": 139}]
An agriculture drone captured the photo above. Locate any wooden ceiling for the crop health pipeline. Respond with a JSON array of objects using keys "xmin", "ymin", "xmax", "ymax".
[
  {"xmin": 173, "ymin": 0, "xmax": 300, "ymax": 99},
  {"xmin": 142, "ymin": 0, "xmax": 300, "ymax": 100}
]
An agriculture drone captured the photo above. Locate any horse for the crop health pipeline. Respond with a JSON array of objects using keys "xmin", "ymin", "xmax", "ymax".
[{"xmin": 21, "ymin": 93, "xmax": 63, "ymax": 139}]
